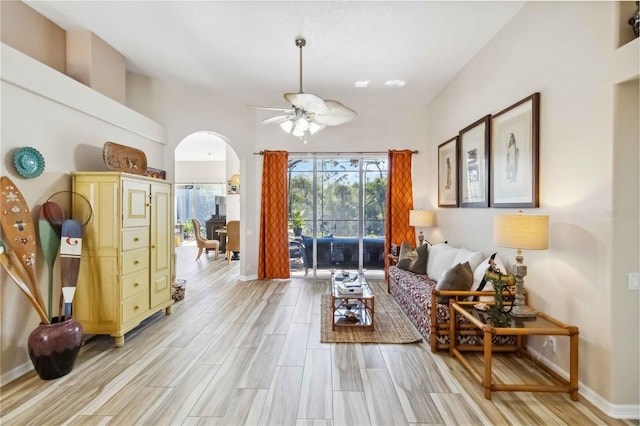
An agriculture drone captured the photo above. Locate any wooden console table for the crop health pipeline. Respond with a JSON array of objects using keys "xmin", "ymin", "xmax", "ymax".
[{"xmin": 449, "ymin": 301, "xmax": 579, "ymax": 401}]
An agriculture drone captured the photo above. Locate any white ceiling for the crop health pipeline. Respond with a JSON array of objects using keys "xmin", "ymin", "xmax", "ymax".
[{"xmin": 25, "ymin": 1, "xmax": 526, "ymax": 112}]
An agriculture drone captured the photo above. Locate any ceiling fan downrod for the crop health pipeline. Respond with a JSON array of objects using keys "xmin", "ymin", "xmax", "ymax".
[{"xmin": 295, "ymin": 38, "xmax": 305, "ymax": 94}]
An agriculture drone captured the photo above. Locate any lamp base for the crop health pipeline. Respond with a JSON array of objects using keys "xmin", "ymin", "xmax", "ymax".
[{"xmin": 510, "ymin": 305, "xmax": 537, "ymax": 318}]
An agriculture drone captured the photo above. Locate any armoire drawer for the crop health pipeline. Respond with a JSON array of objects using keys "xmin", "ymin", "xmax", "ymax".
[
  {"xmin": 121, "ymin": 248, "xmax": 149, "ymax": 275},
  {"xmin": 122, "ymin": 269, "xmax": 149, "ymax": 299},
  {"xmin": 122, "ymin": 228, "xmax": 149, "ymax": 251},
  {"xmin": 122, "ymin": 291, "xmax": 149, "ymax": 324}
]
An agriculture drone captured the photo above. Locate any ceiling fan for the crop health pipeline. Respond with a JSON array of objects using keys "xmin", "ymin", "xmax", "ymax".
[{"xmin": 257, "ymin": 38, "xmax": 357, "ymax": 143}]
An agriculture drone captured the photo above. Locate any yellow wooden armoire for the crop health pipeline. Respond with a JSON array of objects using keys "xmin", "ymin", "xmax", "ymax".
[{"xmin": 72, "ymin": 172, "xmax": 173, "ymax": 347}]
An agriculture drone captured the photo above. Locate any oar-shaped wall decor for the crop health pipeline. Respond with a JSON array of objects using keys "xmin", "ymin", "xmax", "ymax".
[
  {"xmin": 0, "ymin": 241, "xmax": 49, "ymax": 324},
  {"xmin": 1, "ymin": 176, "xmax": 48, "ymax": 320},
  {"xmin": 60, "ymin": 219, "xmax": 83, "ymax": 320},
  {"xmin": 39, "ymin": 202, "xmax": 62, "ymax": 322}
]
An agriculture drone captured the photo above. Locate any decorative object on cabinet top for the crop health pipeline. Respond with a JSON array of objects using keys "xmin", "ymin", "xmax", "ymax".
[
  {"xmin": 145, "ymin": 167, "xmax": 166, "ymax": 180},
  {"xmin": 14, "ymin": 147, "xmax": 45, "ymax": 179},
  {"xmin": 102, "ymin": 141, "xmax": 147, "ymax": 175}
]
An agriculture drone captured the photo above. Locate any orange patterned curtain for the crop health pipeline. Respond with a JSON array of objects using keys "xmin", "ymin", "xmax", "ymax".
[
  {"xmin": 258, "ymin": 150, "xmax": 291, "ymax": 279},
  {"xmin": 385, "ymin": 150, "xmax": 415, "ymax": 283}
]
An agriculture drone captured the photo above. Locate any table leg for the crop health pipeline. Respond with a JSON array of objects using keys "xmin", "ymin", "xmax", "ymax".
[
  {"xmin": 449, "ymin": 302, "xmax": 456, "ymax": 356},
  {"xmin": 569, "ymin": 327, "xmax": 579, "ymax": 401},
  {"xmin": 483, "ymin": 327, "xmax": 493, "ymax": 399}
]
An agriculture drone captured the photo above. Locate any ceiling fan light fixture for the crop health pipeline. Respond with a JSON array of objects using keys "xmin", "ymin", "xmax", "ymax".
[
  {"xmin": 293, "ymin": 117, "xmax": 309, "ymax": 136},
  {"xmin": 308, "ymin": 122, "xmax": 325, "ymax": 135},
  {"xmin": 280, "ymin": 120, "xmax": 294, "ymax": 133}
]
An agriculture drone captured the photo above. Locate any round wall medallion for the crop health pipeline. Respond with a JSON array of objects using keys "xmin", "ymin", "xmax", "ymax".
[{"xmin": 14, "ymin": 147, "xmax": 45, "ymax": 179}]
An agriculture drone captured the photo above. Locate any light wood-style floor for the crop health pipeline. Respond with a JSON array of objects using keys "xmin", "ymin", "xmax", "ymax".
[{"xmin": 1, "ymin": 245, "xmax": 635, "ymax": 425}]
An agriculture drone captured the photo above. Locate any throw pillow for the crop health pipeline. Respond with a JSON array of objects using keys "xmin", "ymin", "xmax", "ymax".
[
  {"xmin": 453, "ymin": 247, "xmax": 484, "ymax": 272},
  {"xmin": 426, "ymin": 242, "xmax": 459, "ymax": 279},
  {"xmin": 435, "ymin": 261, "xmax": 474, "ymax": 303},
  {"xmin": 396, "ymin": 241, "xmax": 429, "ymax": 274}
]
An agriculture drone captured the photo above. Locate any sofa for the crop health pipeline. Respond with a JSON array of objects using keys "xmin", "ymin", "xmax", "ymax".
[
  {"xmin": 388, "ymin": 242, "xmax": 518, "ymax": 352},
  {"xmin": 300, "ymin": 235, "xmax": 385, "ymax": 275}
]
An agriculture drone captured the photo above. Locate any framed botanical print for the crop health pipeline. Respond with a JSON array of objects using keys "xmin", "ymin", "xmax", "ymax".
[
  {"xmin": 458, "ymin": 115, "xmax": 490, "ymax": 207},
  {"xmin": 438, "ymin": 137, "xmax": 458, "ymax": 207},
  {"xmin": 490, "ymin": 93, "xmax": 540, "ymax": 207}
]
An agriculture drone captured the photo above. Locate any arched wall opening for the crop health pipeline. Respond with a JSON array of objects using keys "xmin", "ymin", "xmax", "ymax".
[{"xmin": 174, "ymin": 130, "xmax": 240, "ymax": 245}]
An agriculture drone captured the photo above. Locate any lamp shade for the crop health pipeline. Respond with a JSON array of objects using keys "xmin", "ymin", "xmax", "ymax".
[
  {"xmin": 493, "ymin": 212, "xmax": 549, "ymax": 250},
  {"xmin": 409, "ymin": 210, "xmax": 434, "ymax": 227}
]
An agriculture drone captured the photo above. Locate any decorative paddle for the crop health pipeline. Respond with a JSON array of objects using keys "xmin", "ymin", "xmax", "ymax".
[
  {"xmin": 0, "ymin": 176, "xmax": 48, "ymax": 321},
  {"xmin": 0, "ymin": 241, "xmax": 49, "ymax": 324},
  {"xmin": 60, "ymin": 219, "xmax": 83, "ymax": 320},
  {"xmin": 39, "ymin": 202, "xmax": 62, "ymax": 322}
]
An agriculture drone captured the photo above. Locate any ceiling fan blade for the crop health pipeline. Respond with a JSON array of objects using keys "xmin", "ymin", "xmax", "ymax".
[
  {"xmin": 311, "ymin": 100, "xmax": 357, "ymax": 126},
  {"xmin": 251, "ymin": 105, "xmax": 293, "ymax": 113},
  {"xmin": 284, "ymin": 93, "xmax": 330, "ymax": 114},
  {"xmin": 262, "ymin": 115, "xmax": 293, "ymax": 125}
]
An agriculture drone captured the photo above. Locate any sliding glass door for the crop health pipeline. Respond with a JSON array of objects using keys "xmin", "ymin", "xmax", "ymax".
[{"xmin": 288, "ymin": 157, "xmax": 387, "ymax": 277}]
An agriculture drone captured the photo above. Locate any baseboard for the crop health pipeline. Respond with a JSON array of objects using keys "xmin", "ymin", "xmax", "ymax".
[
  {"xmin": 1, "ymin": 361, "xmax": 33, "ymax": 385},
  {"xmin": 528, "ymin": 347, "xmax": 640, "ymax": 420},
  {"xmin": 239, "ymin": 273, "xmax": 258, "ymax": 281}
]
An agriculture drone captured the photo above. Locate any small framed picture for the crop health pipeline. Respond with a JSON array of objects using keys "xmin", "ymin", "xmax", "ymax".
[
  {"xmin": 438, "ymin": 137, "xmax": 458, "ymax": 207},
  {"xmin": 490, "ymin": 93, "xmax": 540, "ymax": 207},
  {"xmin": 458, "ymin": 115, "xmax": 490, "ymax": 207}
]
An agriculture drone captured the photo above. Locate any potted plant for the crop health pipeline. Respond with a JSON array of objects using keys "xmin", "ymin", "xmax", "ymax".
[{"xmin": 289, "ymin": 210, "xmax": 306, "ymax": 237}]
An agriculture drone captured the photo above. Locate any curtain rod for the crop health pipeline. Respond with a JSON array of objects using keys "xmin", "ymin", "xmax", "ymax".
[{"xmin": 253, "ymin": 150, "xmax": 418, "ymax": 155}]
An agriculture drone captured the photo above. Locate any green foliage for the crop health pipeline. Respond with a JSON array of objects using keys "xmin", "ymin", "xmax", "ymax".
[
  {"xmin": 289, "ymin": 209, "xmax": 306, "ymax": 229},
  {"xmin": 287, "ymin": 158, "xmax": 387, "ymax": 237},
  {"xmin": 182, "ymin": 220, "xmax": 194, "ymax": 239}
]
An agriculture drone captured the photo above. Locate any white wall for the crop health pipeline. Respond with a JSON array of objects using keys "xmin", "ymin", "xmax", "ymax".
[
  {"xmin": 174, "ymin": 160, "xmax": 227, "ymax": 182},
  {"xmin": 0, "ymin": 44, "xmax": 169, "ymax": 380},
  {"xmin": 422, "ymin": 1, "xmax": 639, "ymax": 416}
]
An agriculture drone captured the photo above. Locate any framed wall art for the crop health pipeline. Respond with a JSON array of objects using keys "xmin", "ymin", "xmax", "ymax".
[
  {"xmin": 458, "ymin": 115, "xmax": 490, "ymax": 208},
  {"xmin": 438, "ymin": 136, "xmax": 458, "ymax": 207},
  {"xmin": 490, "ymin": 92, "xmax": 540, "ymax": 208}
]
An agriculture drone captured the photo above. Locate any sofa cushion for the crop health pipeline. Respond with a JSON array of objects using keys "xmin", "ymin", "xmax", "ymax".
[
  {"xmin": 397, "ymin": 241, "xmax": 428, "ymax": 274},
  {"xmin": 427, "ymin": 242, "xmax": 459, "ymax": 279},
  {"xmin": 453, "ymin": 248, "xmax": 484, "ymax": 272},
  {"xmin": 435, "ymin": 261, "xmax": 473, "ymax": 303}
]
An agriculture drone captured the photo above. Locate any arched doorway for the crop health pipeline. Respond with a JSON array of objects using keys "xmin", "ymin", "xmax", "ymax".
[{"xmin": 174, "ymin": 131, "xmax": 240, "ymax": 247}]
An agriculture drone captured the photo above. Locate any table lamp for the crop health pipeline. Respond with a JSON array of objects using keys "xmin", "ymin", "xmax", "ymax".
[
  {"xmin": 409, "ymin": 210, "xmax": 434, "ymax": 245},
  {"xmin": 493, "ymin": 211, "xmax": 549, "ymax": 318}
]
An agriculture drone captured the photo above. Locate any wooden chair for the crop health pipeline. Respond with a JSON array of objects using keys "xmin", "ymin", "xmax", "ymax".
[
  {"xmin": 192, "ymin": 219, "xmax": 219, "ymax": 261},
  {"xmin": 225, "ymin": 220, "xmax": 240, "ymax": 264}
]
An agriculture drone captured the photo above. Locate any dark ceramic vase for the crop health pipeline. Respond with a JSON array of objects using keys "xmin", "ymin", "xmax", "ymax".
[{"xmin": 27, "ymin": 317, "xmax": 83, "ymax": 380}]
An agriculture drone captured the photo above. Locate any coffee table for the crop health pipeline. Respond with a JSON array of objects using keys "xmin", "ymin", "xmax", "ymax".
[
  {"xmin": 449, "ymin": 301, "xmax": 579, "ymax": 401},
  {"xmin": 331, "ymin": 272, "xmax": 375, "ymax": 330}
]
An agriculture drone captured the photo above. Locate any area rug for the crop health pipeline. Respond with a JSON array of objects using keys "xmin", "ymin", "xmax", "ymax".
[{"xmin": 320, "ymin": 282, "xmax": 422, "ymax": 344}]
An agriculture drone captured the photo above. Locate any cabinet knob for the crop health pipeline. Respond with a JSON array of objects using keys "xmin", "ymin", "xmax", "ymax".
[
  {"xmin": 134, "ymin": 260, "xmax": 139, "ymax": 265},
  {"xmin": 134, "ymin": 237, "xmax": 139, "ymax": 242},
  {"xmin": 151, "ymin": 245, "xmax": 156, "ymax": 249},
  {"xmin": 134, "ymin": 305, "xmax": 140, "ymax": 310},
  {"xmin": 134, "ymin": 282, "xmax": 140, "ymax": 287}
]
